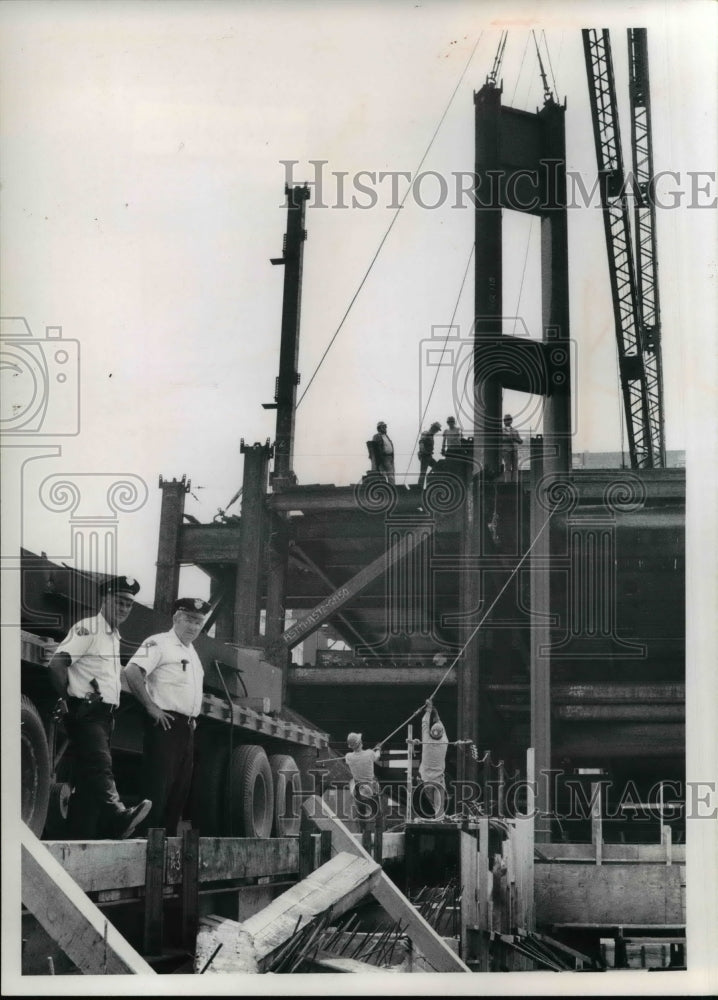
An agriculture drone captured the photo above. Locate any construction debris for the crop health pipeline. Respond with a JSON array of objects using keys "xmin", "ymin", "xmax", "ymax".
[{"xmin": 194, "ymin": 850, "xmax": 381, "ymax": 973}]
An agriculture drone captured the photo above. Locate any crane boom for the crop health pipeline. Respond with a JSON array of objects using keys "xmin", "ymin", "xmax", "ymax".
[
  {"xmin": 582, "ymin": 28, "xmax": 657, "ymax": 469},
  {"xmin": 628, "ymin": 27, "xmax": 667, "ymax": 467}
]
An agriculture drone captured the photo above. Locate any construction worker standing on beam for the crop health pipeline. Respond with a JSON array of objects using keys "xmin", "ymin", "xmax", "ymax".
[{"xmin": 419, "ymin": 699, "xmax": 448, "ymax": 819}]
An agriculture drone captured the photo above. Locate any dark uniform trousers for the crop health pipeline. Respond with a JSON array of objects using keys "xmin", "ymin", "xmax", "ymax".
[
  {"xmin": 141, "ymin": 712, "xmax": 195, "ymax": 836},
  {"xmin": 64, "ymin": 699, "xmax": 124, "ymax": 838}
]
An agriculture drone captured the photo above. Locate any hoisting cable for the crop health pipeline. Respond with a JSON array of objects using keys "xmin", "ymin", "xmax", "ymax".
[
  {"xmin": 532, "ymin": 30, "xmax": 554, "ymax": 105},
  {"xmin": 318, "ymin": 503, "xmax": 559, "ymax": 765},
  {"xmin": 374, "ymin": 504, "xmax": 557, "ymax": 748},
  {"xmin": 295, "ymin": 31, "xmax": 484, "ymax": 410},
  {"xmin": 541, "ymin": 29, "xmax": 561, "ymax": 101},
  {"xmin": 487, "ymin": 29, "xmax": 508, "ymax": 86}
]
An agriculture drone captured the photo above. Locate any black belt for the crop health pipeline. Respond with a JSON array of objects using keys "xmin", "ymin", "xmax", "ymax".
[{"xmin": 68, "ymin": 696, "xmax": 117, "ymax": 713}]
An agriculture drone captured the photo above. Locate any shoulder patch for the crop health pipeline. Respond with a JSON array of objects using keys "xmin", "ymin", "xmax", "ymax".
[{"xmin": 75, "ymin": 626, "xmax": 90, "ymax": 636}]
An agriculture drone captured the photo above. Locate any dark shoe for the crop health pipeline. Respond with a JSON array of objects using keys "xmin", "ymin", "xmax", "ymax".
[{"xmin": 117, "ymin": 799, "xmax": 152, "ymax": 839}]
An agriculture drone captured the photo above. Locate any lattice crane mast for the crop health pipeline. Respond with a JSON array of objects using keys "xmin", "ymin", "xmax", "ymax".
[
  {"xmin": 627, "ymin": 27, "xmax": 667, "ymax": 467},
  {"xmin": 582, "ymin": 28, "xmax": 665, "ymax": 469}
]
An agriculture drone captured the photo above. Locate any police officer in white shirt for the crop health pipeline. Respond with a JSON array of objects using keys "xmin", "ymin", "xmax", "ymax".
[
  {"xmin": 124, "ymin": 597, "xmax": 209, "ymax": 835},
  {"xmin": 48, "ymin": 575, "xmax": 152, "ymax": 839}
]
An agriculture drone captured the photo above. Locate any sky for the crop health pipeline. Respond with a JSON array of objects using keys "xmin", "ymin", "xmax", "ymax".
[
  {"xmin": 1, "ymin": 2, "xmax": 717, "ymax": 994},
  {"xmin": 1, "ymin": 0, "xmax": 716, "ymax": 610}
]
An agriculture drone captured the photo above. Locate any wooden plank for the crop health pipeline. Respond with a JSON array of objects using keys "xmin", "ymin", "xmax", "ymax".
[
  {"xmin": 302, "ymin": 796, "xmax": 471, "ymax": 972},
  {"xmin": 182, "ymin": 828, "xmax": 200, "ymax": 950},
  {"xmin": 243, "ymin": 852, "xmax": 381, "ymax": 965},
  {"xmin": 536, "ymin": 842, "xmax": 686, "ymax": 863},
  {"xmin": 459, "ymin": 832, "xmax": 478, "ymax": 962},
  {"xmin": 591, "ymin": 782, "xmax": 603, "ymax": 866},
  {"xmin": 143, "ymin": 828, "xmax": 165, "ymax": 956},
  {"xmin": 299, "ymin": 830, "xmax": 314, "ymax": 879},
  {"xmin": 476, "ymin": 817, "xmax": 491, "ymax": 972},
  {"xmin": 44, "ymin": 836, "xmax": 302, "ymax": 891},
  {"xmin": 312, "ymin": 954, "xmax": 391, "ymax": 974},
  {"xmin": 535, "ymin": 864, "xmax": 686, "ymax": 925},
  {"xmin": 21, "ymin": 824, "xmax": 155, "ymax": 976},
  {"xmin": 196, "ymin": 851, "xmax": 381, "ymax": 973}
]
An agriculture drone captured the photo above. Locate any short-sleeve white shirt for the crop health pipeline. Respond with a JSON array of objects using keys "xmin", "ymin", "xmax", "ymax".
[
  {"xmin": 56, "ymin": 611, "xmax": 122, "ymax": 706},
  {"xmin": 126, "ymin": 629, "xmax": 204, "ymax": 717}
]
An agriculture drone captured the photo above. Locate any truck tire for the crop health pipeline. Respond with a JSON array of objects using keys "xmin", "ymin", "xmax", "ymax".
[
  {"xmin": 269, "ymin": 754, "xmax": 301, "ymax": 837},
  {"xmin": 21, "ymin": 695, "xmax": 51, "ymax": 836},
  {"xmin": 227, "ymin": 745, "xmax": 274, "ymax": 838},
  {"xmin": 44, "ymin": 782, "xmax": 72, "ymax": 838},
  {"xmin": 189, "ymin": 739, "xmax": 229, "ymax": 836}
]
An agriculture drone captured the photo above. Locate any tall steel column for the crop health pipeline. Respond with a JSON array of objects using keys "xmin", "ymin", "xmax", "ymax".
[
  {"xmin": 269, "ymin": 184, "xmax": 310, "ymax": 489},
  {"xmin": 155, "ymin": 475, "xmax": 189, "ymax": 616},
  {"xmin": 467, "ymin": 80, "xmax": 572, "ymax": 833},
  {"xmin": 234, "ymin": 440, "xmax": 272, "ymax": 644}
]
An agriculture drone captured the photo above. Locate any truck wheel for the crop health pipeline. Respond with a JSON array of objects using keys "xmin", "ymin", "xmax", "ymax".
[
  {"xmin": 189, "ymin": 738, "xmax": 229, "ymax": 836},
  {"xmin": 44, "ymin": 782, "xmax": 72, "ymax": 838},
  {"xmin": 21, "ymin": 695, "xmax": 51, "ymax": 836},
  {"xmin": 227, "ymin": 745, "xmax": 274, "ymax": 838},
  {"xmin": 269, "ymin": 754, "xmax": 301, "ymax": 837}
]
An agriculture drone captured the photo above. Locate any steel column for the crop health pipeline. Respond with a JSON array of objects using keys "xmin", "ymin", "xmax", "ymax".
[
  {"xmin": 234, "ymin": 441, "xmax": 271, "ymax": 644},
  {"xmin": 155, "ymin": 475, "xmax": 189, "ymax": 616}
]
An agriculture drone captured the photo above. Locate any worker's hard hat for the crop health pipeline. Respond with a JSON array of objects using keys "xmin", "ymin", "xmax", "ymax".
[
  {"xmin": 430, "ymin": 723, "xmax": 444, "ymax": 739},
  {"xmin": 347, "ymin": 732, "xmax": 362, "ymax": 749},
  {"xmin": 503, "ymin": 414, "xmax": 513, "ymax": 423}
]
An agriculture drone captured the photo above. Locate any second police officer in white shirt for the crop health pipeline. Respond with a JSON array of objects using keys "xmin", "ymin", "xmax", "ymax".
[{"xmin": 124, "ymin": 597, "xmax": 209, "ymax": 836}]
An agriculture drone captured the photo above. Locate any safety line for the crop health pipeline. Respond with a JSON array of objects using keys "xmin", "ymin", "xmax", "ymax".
[{"xmin": 375, "ymin": 504, "xmax": 556, "ymax": 748}]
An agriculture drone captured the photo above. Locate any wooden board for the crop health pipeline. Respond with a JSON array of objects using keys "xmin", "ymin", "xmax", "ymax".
[
  {"xmin": 196, "ymin": 851, "xmax": 380, "ymax": 973},
  {"xmin": 535, "ymin": 842, "xmax": 685, "ymax": 863},
  {"xmin": 243, "ymin": 851, "xmax": 380, "ymax": 964},
  {"xmin": 21, "ymin": 824, "xmax": 155, "ymax": 976},
  {"xmin": 535, "ymin": 863, "xmax": 686, "ymax": 925},
  {"xmin": 302, "ymin": 796, "xmax": 471, "ymax": 973},
  {"xmin": 44, "ymin": 831, "xmax": 405, "ymax": 895},
  {"xmin": 44, "ymin": 836, "xmax": 302, "ymax": 891}
]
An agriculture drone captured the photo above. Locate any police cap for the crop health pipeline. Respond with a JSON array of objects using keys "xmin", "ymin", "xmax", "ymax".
[
  {"xmin": 99, "ymin": 575, "xmax": 140, "ymax": 598},
  {"xmin": 173, "ymin": 597, "xmax": 211, "ymax": 616}
]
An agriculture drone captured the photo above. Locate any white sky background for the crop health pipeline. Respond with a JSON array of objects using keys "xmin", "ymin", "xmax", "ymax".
[
  {"xmin": 1, "ymin": 0, "xmax": 716, "ymax": 609},
  {"xmin": 1, "ymin": 3, "xmax": 717, "ymax": 995}
]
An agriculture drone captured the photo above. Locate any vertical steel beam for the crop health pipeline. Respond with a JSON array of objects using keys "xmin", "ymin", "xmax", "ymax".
[
  {"xmin": 155, "ymin": 476, "xmax": 189, "ymax": 616},
  {"xmin": 271, "ymin": 184, "xmax": 310, "ymax": 489},
  {"xmin": 234, "ymin": 440, "xmax": 271, "ymax": 644},
  {"xmin": 529, "ymin": 438, "xmax": 552, "ymax": 842},
  {"xmin": 539, "ymin": 101, "xmax": 572, "ymax": 475},
  {"xmin": 473, "ymin": 82, "xmax": 503, "ymax": 481}
]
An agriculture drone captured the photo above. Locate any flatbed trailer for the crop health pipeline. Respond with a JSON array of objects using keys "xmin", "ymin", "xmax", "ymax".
[{"xmin": 19, "ymin": 549, "xmax": 328, "ymax": 842}]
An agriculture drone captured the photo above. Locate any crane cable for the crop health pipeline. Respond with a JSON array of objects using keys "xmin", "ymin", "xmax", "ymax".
[
  {"xmin": 294, "ymin": 31, "xmax": 485, "ymax": 411},
  {"xmin": 373, "ymin": 504, "xmax": 555, "ymax": 749},
  {"xmin": 318, "ymin": 503, "xmax": 557, "ymax": 764}
]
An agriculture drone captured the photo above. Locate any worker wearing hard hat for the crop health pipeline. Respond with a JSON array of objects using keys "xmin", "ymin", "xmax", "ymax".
[
  {"xmin": 419, "ymin": 699, "xmax": 449, "ymax": 819},
  {"xmin": 124, "ymin": 597, "xmax": 210, "ymax": 835}
]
